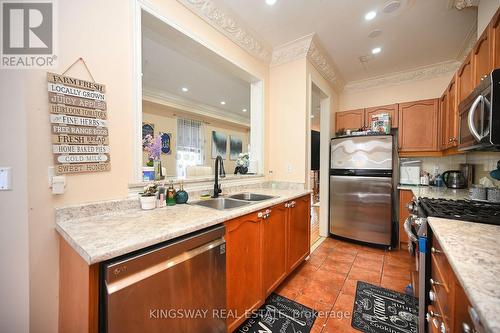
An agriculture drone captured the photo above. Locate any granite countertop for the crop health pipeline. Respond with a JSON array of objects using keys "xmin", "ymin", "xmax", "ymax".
[
  {"xmin": 397, "ymin": 184, "xmax": 469, "ymax": 200},
  {"xmin": 56, "ymin": 188, "xmax": 311, "ymax": 265},
  {"xmin": 428, "ymin": 217, "xmax": 500, "ymax": 333}
]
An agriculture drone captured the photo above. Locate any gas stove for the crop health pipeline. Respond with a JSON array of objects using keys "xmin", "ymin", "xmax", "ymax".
[{"xmin": 419, "ymin": 197, "xmax": 500, "ymax": 226}]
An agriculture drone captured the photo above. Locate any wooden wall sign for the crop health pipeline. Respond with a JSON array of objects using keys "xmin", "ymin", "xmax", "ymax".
[{"xmin": 48, "ymin": 71, "xmax": 110, "ymax": 175}]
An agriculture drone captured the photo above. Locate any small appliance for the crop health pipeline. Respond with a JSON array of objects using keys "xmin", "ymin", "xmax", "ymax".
[
  {"xmin": 400, "ymin": 160, "xmax": 421, "ymax": 185},
  {"xmin": 441, "ymin": 170, "xmax": 467, "ymax": 189},
  {"xmin": 458, "ymin": 68, "xmax": 500, "ymax": 151},
  {"xmin": 460, "ymin": 163, "xmax": 475, "ymax": 188}
]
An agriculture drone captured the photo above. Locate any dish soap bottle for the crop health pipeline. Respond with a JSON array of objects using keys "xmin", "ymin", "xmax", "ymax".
[
  {"xmin": 166, "ymin": 180, "xmax": 177, "ymax": 206},
  {"xmin": 175, "ymin": 181, "xmax": 189, "ymax": 204}
]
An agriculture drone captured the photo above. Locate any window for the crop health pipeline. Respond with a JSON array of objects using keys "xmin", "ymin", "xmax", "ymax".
[{"xmin": 176, "ymin": 118, "xmax": 204, "ymax": 178}]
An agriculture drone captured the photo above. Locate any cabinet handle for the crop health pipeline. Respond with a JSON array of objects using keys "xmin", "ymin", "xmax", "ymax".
[
  {"xmin": 257, "ymin": 212, "xmax": 263, "ymax": 218},
  {"xmin": 429, "ymin": 291, "xmax": 436, "ymax": 301},
  {"xmin": 290, "ymin": 201, "xmax": 296, "ymax": 208},
  {"xmin": 430, "ymin": 309, "xmax": 442, "ymax": 318},
  {"xmin": 430, "ymin": 278, "xmax": 444, "ymax": 287},
  {"xmin": 284, "ymin": 202, "xmax": 289, "ymax": 208},
  {"xmin": 431, "ymin": 247, "xmax": 442, "ymax": 254},
  {"xmin": 440, "ymin": 322, "xmax": 447, "ymax": 333}
]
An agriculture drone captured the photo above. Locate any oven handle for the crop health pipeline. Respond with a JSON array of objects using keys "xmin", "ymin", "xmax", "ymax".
[
  {"xmin": 404, "ymin": 217, "xmax": 418, "ymax": 243},
  {"xmin": 468, "ymin": 95, "xmax": 485, "ymax": 142}
]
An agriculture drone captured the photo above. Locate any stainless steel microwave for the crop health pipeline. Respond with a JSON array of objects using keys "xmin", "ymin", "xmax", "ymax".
[{"xmin": 458, "ymin": 68, "xmax": 500, "ymax": 151}]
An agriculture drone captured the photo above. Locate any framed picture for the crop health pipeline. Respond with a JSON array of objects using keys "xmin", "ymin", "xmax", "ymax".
[
  {"xmin": 160, "ymin": 132, "xmax": 171, "ymax": 155},
  {"xmin": 229, "ymin": 136, "xmax": 242, "ymax": 160},
  {"xmin": 142, "ymin": 123, "xmax": 154, "ymax": 149},
  {"xmin": 211, "ymin": 131, "xmax": 227, "ymax": 159}
]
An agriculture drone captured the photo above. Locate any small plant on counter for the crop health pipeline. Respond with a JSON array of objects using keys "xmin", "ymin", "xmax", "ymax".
[{"xmin": 139, "ymin": 184, "xmax": 158, "ymax": 210}]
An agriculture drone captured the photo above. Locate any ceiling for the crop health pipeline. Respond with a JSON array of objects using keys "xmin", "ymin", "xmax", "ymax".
[
  {"xmin": 214, "ymin": 0, "xmax": 477, "ymax": 82},
  {"xmin": 142, "ymin": 11, "xmax": 251, "ymax": 123}
]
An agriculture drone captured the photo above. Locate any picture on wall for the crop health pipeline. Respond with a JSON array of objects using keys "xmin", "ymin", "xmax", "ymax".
[
  {"xmin": 229, "ymin": 136, "xmax": 242, "ymax": 160},
  {"xmin": 160, "ymin": 132, "xmax": 171, "ymax": 154},
  {"xmin": 211, "ymin": 131, "xmax": 227, "ymax": 159},
  {"xmin": 142, "ymin": 123, "xmax": 154, "ymax": 149}
]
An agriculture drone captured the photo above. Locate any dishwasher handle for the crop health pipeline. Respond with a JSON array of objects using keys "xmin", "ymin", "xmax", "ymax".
[{"xmin": 106, "ymin": 237, "xmax": 225, "ymax": 295}]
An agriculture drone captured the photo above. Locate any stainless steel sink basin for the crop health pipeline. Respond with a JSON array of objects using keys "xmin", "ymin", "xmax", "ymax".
[
  {"xmin": 228, "ymin": 193, "xmax": 276, "ymax": 201},
  {"xmin": 192, "ymin": 198, "xmax": 251, "ymax": 210}
]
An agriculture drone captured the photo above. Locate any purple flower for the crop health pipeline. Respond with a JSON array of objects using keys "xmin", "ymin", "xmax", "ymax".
[{"xmin": 143, "ymin": 134, "xmax": 162, "ymax": 160}]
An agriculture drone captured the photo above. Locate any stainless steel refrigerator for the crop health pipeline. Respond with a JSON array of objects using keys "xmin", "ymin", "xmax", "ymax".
[{"xmin": 329, "ymin": 135, "xmax": 393, "ymax": 246}]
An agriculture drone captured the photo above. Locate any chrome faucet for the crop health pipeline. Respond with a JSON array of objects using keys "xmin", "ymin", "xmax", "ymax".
[{"xmin": 212, "ymin": 155, "xmax": 226, "ymax": 198}]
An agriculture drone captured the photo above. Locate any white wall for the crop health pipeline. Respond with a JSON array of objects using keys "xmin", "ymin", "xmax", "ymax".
[
  {"xmin": 478, "ymin": 0, "xmax": 500, "ymax": 36},
  {"xmin": 0, "ymin": 73, "xmax": 30, "ymax": 332}
]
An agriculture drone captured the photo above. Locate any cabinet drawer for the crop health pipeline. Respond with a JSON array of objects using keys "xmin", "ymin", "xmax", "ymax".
[{"xmin": 431, "ymin": 238, "xmax": 452, "ymax": 286}]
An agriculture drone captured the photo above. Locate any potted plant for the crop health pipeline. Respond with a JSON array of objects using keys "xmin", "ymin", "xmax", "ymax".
[
  {"xmin": 140, "ymin": 183, "xmax": 158, "ymax": 210},
  {"xmin": 143, "ymin": 134, "xmax": 163, "ymax": 180}
]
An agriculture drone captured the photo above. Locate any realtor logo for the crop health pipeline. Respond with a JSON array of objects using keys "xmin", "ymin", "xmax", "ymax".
[{"xmin": 1, "ymin": 0, "xmax": 56, "ymax": 68}]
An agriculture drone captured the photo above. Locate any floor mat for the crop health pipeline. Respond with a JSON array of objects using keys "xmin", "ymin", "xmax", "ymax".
[
  {"xmin": 236, "ymin": 293, "xmax": 317, "ymax": 333},
  {"xmin": 351, "ymin": 281, "xmax": 418, "ymax": 333}
]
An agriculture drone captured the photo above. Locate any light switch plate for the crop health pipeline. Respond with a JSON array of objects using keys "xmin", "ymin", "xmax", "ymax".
[{"xmin": 0, "ymin": 167, "xmax": 13, "ymax": 191}]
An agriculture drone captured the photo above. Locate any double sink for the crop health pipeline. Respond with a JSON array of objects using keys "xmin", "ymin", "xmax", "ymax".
[{"xmin": 192, "ymin": 193, "xmax": 276, "ymax": 210}]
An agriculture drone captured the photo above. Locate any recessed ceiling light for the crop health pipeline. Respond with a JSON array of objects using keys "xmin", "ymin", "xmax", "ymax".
[
  {"xmin": 181, "ymin": 87, "xmax": 188, "ymax": 92},
  {"xmin": 368, "ymin": 29, "xmax": 382, "ymax": 38},
  {"xmin": 242, "ymin": 108, "xmax": 247, "ymax": 112},
  {"xmin": 383, "ymin": 0, "xmax": 401, "ymax": 14},
  {"xmin": 266, "ymin": 0, "xmax": 277, "ymax": 5},
  {"xmin": 371, "ymin": 47, "xmax": 382, "ymax": 54},
  {"xmin": 364, "ymin": 11, "xmax": 377, "ymax": 21},
  {"xmin": 220, "ymin": 101, "xmax": 226, "ymax": 105}
]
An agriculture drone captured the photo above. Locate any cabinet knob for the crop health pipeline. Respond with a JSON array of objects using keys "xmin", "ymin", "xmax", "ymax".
[
  {"xmin": 431, "ymin": 247, "xmax": 442, "ymax": 254},
  {"xmin": 429, "ymin": 291, "xmax": 436, "ymax": 301},
  {"xmin": 430, "ymin": 278, "xmax": 444, "ymax": 287},
  {"xmin": 290, "ymin": 200, "xmax": 296, "ymax": 208},
  {"xmin": 462, "ymin": 323, "xmax": 472, "ymax": 333},
  {"xmin": 440, "ymin": 322, "xmax": 447, "ymax": 333},
  {"xmin": 430, "ymin": 309, "xmax": 442, "ymax": 318},
  {"xmin": 257, "ymin": 212, "xmax": 263, "ymax": 218}
]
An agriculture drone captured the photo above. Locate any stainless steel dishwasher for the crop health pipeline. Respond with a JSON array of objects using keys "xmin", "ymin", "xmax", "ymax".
[{"xmin": 101, "ymin": 225, "xmax": 227, "ymax": 333}]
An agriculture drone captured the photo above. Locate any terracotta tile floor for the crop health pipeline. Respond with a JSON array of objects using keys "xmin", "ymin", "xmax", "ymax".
[{"xmin": 275, "ymin": 237, "xmax": 414, "ymax": 333}]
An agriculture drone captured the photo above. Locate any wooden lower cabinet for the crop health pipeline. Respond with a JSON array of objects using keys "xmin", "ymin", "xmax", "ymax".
[
  {"xmin": 225, "ymin": 195, "xmax": 311, "ymax": 332},
  {"xmin": 399, "ymin": 190, "xmax": 414, "ymax": 247},
  {"xmin": 262, "ymin": 203, "xmax": 288, "ymax": 296},
  {"xmin": 287, "ymin": 195, "xmax": 311, "ymax": 272},
  {"xmin": 225, "ymin": 211, "xmax": 264, "ymax": 332},
  {"xmin": 428, "ymin": 236, "xmax": 485, "ymax": 333}
]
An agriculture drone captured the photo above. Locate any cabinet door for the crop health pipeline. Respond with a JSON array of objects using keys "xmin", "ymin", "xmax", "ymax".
[
  {"xmin": 446, "ymin": 75, "xmax": 458, "ymax": 148},
  {"xmin": 457, "ymin": 54, "xmax": 473, "ymax": 105},
  {"xmin": 398, "ymin": 99, "xmax": 439, "ymax": 152},
  {"xmin": 398, "ymin": 190, "xmax": 413, "ymax": 246},
  {"xmin": 490, "ymin": 8, "xmax": 500, "ymax": 69},
  {"xmin": 472, "ymin": 28, "xmax": 491, "ymax": 86},
  {"xmin": 225, "ymin": 212, "xmax": 263, "ymax": 331},
  {"xmin": 335, "ymin": 109, "xmax": 365, "ymax": 132},
  {"xmin": 439, "ymin": 92, "xmax": 449, "ymax": 150},
  {"xmin": 262, "ymin": 203, "xmax": 288, "ymax": 296},
  {"xmin": 287, "ymin": 195, "xmax": 311, "ymax": 272},
  {"xmin": 365, "ymin": 104, "xmax": 399, "ymax": 128}
]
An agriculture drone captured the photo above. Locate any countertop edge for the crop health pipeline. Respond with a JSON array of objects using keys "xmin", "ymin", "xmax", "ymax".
[
  {"xmin": 428, "ymin": 217, "xmax": 497, "ymax": 333},
  {"xmin": 56, "ymin": 190, "xmax": 312, "ymax": 265}
]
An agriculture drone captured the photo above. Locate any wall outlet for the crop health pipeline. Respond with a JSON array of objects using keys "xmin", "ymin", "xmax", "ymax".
[
  {"xmin": 0, "ymin": 167, "xmax": 12, "ymax": 191},
  {"xmin": 287, "ymin": 164, "xmax": 293, "ymax": 173}
]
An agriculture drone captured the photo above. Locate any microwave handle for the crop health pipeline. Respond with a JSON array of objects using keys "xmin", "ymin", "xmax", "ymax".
[{"xmin": 468, "ymin": 95, "xmax": 484, "ymax": 142}]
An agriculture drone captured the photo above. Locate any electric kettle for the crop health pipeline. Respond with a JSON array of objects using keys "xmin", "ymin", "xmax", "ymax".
[{"xmin": 442, "ymin": 170, "xmax": 467, "ymax": 189}]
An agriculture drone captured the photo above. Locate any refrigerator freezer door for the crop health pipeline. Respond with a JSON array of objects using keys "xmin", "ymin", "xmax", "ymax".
[
  {"xmin": 331, "ymin": 136, "xmax": 393, "ymax": 170},
  {"xmin": 330, "ymin": 175, "xmax": 392, "ymax": 245}
]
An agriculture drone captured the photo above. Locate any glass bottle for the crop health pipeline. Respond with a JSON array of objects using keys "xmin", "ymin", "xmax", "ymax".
[
  {"xmin": 166, "ymin": 180, "xmax": 176, "ymax": 206},
  {"xmin": 175, "ymin": 181, "xmax": 189, "ymax": 204}
]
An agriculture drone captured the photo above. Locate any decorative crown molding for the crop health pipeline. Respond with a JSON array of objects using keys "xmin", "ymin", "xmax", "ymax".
[
  {"xmin": 452, "ymin": 0, "xmax": 479, "ymax": 10},
  {"xmin": 343, "ymin": 60, "xmax": 461, "ymax": 92},
  {"xmin": 176, "ymin": 0, "xmax": 272, "ymax": 62},
  {"xmin": 271, "ymin": 34, "xmax": 345, "ymax": 91}
]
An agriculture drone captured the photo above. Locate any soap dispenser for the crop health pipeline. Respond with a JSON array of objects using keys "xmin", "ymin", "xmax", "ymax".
[
  {"xmin": 175, "ymin": 181, "xmax": 189, "ymax": 204},
  {"xmin": 166, "ymin": 180, "xmax": 177, "ymax": 206}
]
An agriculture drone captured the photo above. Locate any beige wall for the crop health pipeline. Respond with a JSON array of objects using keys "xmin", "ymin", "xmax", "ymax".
[
  {"xmin": 478, "ymin": 0, "xmax": 500, "ymax": 36},
  {"xmin": 0, "ymin": 73, "xmax": 30, "ymax": 333},
  {"xmin": 11, "ymin": 0, "xmax": 269, "ymax": 332},
  {"xmin": 269, "ymin": 58, "xmax": 308, "ymax": 183},
  {"xmin": 339, "ymin": 73, "xmax": 454, "ymax": 111},
  {"xmin": 142, "ymin": 101, "xmax": 249, "ymax": 176}
]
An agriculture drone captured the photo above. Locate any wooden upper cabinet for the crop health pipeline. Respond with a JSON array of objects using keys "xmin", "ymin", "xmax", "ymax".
[
  {"xmin": 472, "ymin": 27, "xmax": 492, "ymax": 86},
  {"xmin": 398, "ymin": 99, "xmax": 439, "ymax": 152},
  {"xmin": 457, "ymin": 54, "xmax": 473, "ymax": 105},
  {"xmin": 439, "ymin": 91, "xmax": 449, "ymax": 150},
  {"xmin": 287, "ymin": 195, "xmax": 310, "ymax": 272},
  {"xmin": 446, "ymin": 75, "xmax": 458, "ymax": 148},
  {"xmin": 335, "ymin": 109, "xmax": 365, "ymax": 132},
  {"xmin": 262, "ymin": 203, "xmax": 288, "ymax": 296},
  {"xmin": 225, "ymin": 212, "xmax": 263, "ymax": 331},
  {"xmin": 490, "ymin": 7, "xmax": 500, "ymax": 69},
  {"xmin": 365, "ymin": 104, "xmax": 398, "ymax": 128}
]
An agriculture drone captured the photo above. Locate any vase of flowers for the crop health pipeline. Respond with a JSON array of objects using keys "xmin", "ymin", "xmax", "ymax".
[
  {"xmin": 140, "ymin": 184, "xmax": 158, "ymax": 210},
  {"xmin": 234, "ymin": 153, "xmax": 250, "ymax": 174},
  {"xmin": 143, "ymin": 134, "xmax": 163, "ymax": 180}
]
